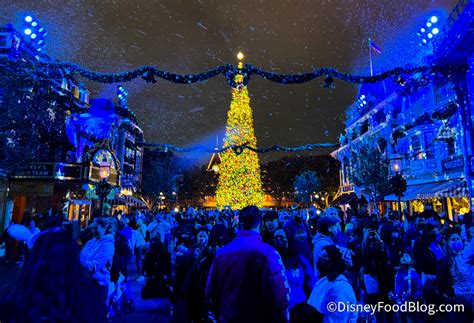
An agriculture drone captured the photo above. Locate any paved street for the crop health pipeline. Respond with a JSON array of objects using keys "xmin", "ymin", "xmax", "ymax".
[{"xmin": 114, "ymin": 261, "xmax": 171, "ymax": 322}]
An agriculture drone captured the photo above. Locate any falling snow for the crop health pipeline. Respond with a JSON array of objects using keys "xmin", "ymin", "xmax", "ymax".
[
  {"xmin": 197, "ymin": 21, "xmax": 208, "ymax": 30},
  {"xmin": 0, "ymin": 0, "xmax": 459, "ymax": 161}
]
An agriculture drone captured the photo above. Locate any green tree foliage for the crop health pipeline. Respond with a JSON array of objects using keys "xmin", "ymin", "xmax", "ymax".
[
  {"xmin": 294, "ymin": 170, "xmax": 321, "ymax": 205},
  {"xmin": 179, "ymin": 165, "xmax": 218, "ymax": 202},
  {"xmin": 261, "ymin": 155, "xmax": 340, "ymax": 201},
  {"xmin": 141, "ymin": 149, "xmax": 218, "ymax": 207},
  {"xmin": 389, "ymin": 173, "xmax": 407, "ymax": 197},
  {"xmin": 350, "ymin": 142, "xmax": 390, "ymax": 207},
  {"xmin": 141, "ymin": 149, "xmax": 181, "ymax": 209}
]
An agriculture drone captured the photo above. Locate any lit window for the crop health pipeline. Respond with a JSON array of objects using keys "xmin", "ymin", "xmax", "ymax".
[{"xmin": 0, "ymin": 34, "xmax": 8, "ymax": 48}]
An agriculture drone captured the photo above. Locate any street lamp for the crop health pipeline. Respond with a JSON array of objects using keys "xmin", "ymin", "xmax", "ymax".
[
  {"xmin": 390, "ymin": 154, "xmax": 402, "ymax": 175},
  {"xmin": 96, "ymin": 157, "xmax": 113, "ymax": 217},
  {"xmin": 389, "ymin": 154, "xmax": 407, "ymax": 219}
]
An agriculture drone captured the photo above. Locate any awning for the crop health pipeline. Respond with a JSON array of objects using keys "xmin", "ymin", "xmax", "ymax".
[
  {"xmin": 331, "ymin": 192, "xmax": 357, "ymax": 206},
  {"xmin": 115, "ymin": 194, "xmax": 147, "ymax": 208},
  {"xmin": 417, "ymin": 180, "xmax": 465, "ymax": 199},
  {"xmin": 69, "ymin": 199, "xmax": 91, "ymax": 205},
  {"xmin": 385, "ymin": 184, "xmax": 424, "ymax": 201},
  {"xmin": 436, "ymin": 180, "xmax": 468, "ymax": 198}
]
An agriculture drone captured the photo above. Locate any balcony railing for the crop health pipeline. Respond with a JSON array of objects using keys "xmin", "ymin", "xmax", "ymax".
[
  {"xmin": 404, "ymin": 158, "xmax": 442, "ymax": 174},
  {"xmin": 434, "ymin": 82, "xmax": 456, "ymax": 107}
]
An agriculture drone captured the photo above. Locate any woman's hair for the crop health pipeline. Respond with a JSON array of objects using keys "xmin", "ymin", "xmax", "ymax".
[
  {"xmin": 442, "ymin": 225, "xmax": 462, "ymax": 242},
  {"xmin": 105, "ymin": 217, "xmax": 117, "ymax": 235},
  {"xmin": 2, "ymin": 230, "xmax": 104, "ymax": 322},
  {"xmin": 94, "ymin": 217, "xmax": 106, "ymax": 228},
  {"xmin": 420, "ymin": 223, "xmax": 437, "ymax": 246},
  {"xmin": 277, "ymin": 228, "xmax": 304, "ymax": 269},
  {"xmin": 323, "ymin": 244, "xmax": 347, "ymax": 281}
]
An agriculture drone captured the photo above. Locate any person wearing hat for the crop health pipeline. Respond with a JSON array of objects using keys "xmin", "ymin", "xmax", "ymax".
[
  {"xmin": 312, "ymin": 216, "xmax": 340, "ymax": 280},
  {"xmin": 308, "ymin": 244, "xmax": 357, "ymax": 323},
  {"xmin": 261, "ymin": 210, "xmax": 281, "ymax": 244},
  {"xmin": 284, "ymin": 205, "xmax": 313, "ymax": 263},
  {"xmin": 205, "ymin": 205, "xmax": 290, "ymax": 323}
]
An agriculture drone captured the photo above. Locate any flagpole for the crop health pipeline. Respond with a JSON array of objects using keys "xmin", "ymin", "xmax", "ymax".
[{"xmin": 369, "ymin": 37, "xmax": 373, "ymax": 76}]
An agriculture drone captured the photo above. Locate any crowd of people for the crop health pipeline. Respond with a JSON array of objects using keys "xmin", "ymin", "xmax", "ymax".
[{"xmin": 0, "ymin": 203, "xmax": 473, "ymax": 322}]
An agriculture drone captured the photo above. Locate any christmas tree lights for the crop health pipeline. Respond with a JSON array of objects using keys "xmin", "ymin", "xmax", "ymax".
[{"xmin": 216, "ymin": 66, "xmax": 264, "ymax": 209}]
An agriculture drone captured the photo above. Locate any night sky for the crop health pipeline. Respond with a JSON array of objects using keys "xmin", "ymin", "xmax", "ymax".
[{"xmin": 0, "ymin": 0, "xmax": 458, "ymax": 162}]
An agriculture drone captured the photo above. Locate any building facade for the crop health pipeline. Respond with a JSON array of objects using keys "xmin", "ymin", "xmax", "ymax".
[
  {"xmin": 0, "ymin": 23, "xmax": 145, "ymax": 231},
  {"xmin": 332, "ymin": 0, "xmax": 474, "ymax": 218}
]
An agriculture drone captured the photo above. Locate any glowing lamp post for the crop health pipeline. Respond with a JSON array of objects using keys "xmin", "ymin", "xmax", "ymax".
[
  {"xmin": 96, "ymin": 157, "xmax": 113, "ymax": 217},
  {"xmin": 389, "ymin": 154, "xmax": 407, "ymax": 219}
]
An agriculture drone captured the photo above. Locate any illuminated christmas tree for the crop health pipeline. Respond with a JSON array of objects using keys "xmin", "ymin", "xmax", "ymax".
[{"xmin": 215, "ymin": 53, "xmax": 264, "ymax": 209}]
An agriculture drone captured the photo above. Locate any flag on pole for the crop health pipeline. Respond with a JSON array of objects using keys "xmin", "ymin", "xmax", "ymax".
[{"xmin": 369, "ymin": 39, "xmax": 382, "ymax": 54}]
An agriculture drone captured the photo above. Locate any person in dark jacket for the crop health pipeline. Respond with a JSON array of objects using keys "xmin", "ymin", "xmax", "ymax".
[
  {"xmin": 284, "ymin": 206, "xmax": 313, "ymax": 263},
  {"xmin": 0, "ymin": 230, "xmax": 107, "ymax": 323},
  {"xmin": 205, "ymin": 206, "xmax": 290, "ymax": 323},
  {"xmin": 176, "ymin": 227, "xmax": 230, "ymax": 322},
  {"xmin": 142, "ymin": 238, "xmax": 171, "ymax": 299}
]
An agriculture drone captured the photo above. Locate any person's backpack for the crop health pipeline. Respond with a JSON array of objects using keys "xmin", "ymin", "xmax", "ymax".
[
  {"xmin": 116, "ymin": 233, "xmax": 133, "ymax": 257},
  {"xmin": 149, "ymin": 223, "xmax": 160, "ymax": 239}
]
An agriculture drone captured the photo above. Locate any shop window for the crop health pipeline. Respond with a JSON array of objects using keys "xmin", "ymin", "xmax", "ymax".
[
  {"xmin": 411, "ymin": 135, "xmax": 421, "ymax": 154},
  {"xmin": 61, "ymin": 78, "xmax": 70, "ymax": 91},
  {"xmin": 0, "ymin": 34, "xmax": 8, "ymax": 48},
  {"xmin": 73, "ymin": 86, "xmax": 80, "ymax": 99},
  {"xmin": 373, "ymin": 109, "xmax": 386, "ymax": 125},
  {"xmin": 396, "ymin": 137, "xmax": 409, "ymax": 154},
  {"xmin": 424, "ymin": 131, "xmax": 436, "ymax": 159},
  {"xmin": 426, "ymin": 144, "xmax": 435, "ymax": 159},
  {"xmin": 447, "ymin": 139, "xmax": 456, "ymax": 156},
  {"xmin": 79, "ymin": 91, "xmax": 90, "ymax": 103}
]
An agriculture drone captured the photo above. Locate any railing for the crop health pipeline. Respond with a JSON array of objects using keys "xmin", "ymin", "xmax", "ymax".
[
  {"xmin": 404, "ymin": 158, "xmax": 442, "ymax": 174},
  {"xmin": 434, "ymin": 81, "xmax": 456, "ymax": 107}
]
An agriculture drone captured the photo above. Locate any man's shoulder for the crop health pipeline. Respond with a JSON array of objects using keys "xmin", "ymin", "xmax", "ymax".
[
  {"xmin": 147, "ymin": 222, "xmax": 157, "ymax": 229},
  {"xmin": 216, "ymin": 237, "xmax": 277, "ymax": 260}
]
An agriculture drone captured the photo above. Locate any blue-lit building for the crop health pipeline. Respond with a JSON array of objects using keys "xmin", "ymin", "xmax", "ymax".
[
  {"xmin": 332, "ymin": 0, "xmax": 474, "ymax": 218},
  {"xmin": 0, "ymin": 20, "xmax": 145, "ymax": 231},
  {"xmin": 66, "ymin": 97, "xmax": 146, "ymax": 215}
]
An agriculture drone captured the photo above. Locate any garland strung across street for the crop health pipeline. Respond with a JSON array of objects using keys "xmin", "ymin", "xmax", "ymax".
[
  {"xmin": 140, "ymin": 142, "xmax": 338, "ymax": 154},
  {"xmin": 6, "ymin": 56, "xmax": 465, "ymax": 88},
  {"xmin": 4, "ymin": 55, "xmax": 465, "ymax": 154}
]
